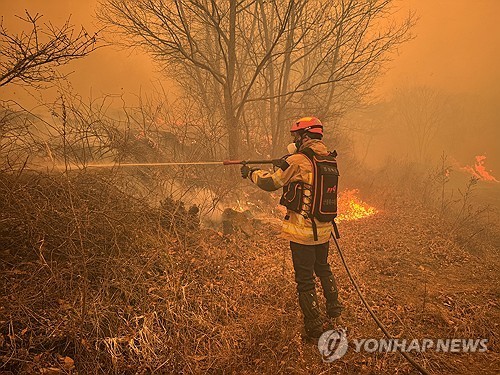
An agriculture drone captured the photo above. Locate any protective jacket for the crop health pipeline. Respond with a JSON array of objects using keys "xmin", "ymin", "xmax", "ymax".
[{"xmin": 250, "ymin": 139, "xmax": 333, "ymax": 245}]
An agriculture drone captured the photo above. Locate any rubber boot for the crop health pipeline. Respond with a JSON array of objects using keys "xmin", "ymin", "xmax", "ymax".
[
  {"xmin": 320, "ymin": 275, "xmax": 344, "ymax": 318},
  {"xmin": 298, "ymin": 290, "xmax": 323, "ymax": 339}
]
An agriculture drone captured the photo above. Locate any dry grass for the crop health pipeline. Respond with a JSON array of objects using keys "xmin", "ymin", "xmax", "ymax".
[
  {"xmin": 0, "ymin": 156, "xmax": 499, "ymax": 374},
  {"xmin": 0, "ymin": 169, "xmax": 298, "ymax": 374}
]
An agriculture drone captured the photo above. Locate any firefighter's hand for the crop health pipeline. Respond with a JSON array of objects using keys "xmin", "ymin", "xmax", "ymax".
[{"xmin": 241, "ymin": 165, "xmax": 259, "ymax": 179}]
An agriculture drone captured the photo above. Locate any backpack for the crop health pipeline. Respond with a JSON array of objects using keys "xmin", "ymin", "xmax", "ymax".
[
  {"xmin": 301, "ymin": 148, "xmax": 339, "ymax": 222},
  {"xmin": 280, "ymin": 148, "xmax": 339, "ymax": 239}
]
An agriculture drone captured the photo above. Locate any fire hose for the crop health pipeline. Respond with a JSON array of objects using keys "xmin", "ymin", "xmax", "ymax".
[{"xmin": 330, "ymin": 232, "xmax": 430, "ymax": 375}]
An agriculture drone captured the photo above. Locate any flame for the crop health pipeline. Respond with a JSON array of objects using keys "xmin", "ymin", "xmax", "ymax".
[
  {"xmin": 461, "ymin": 155, "xmax": 498, "ymax": 182},
  {"xmin": 337, "ymin": 189, "xmax": 377, "ymax": 222}
]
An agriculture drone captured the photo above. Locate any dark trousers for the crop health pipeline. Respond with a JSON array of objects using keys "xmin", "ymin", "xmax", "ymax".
[{"xmin": 290, "ymin": 241, "xmax": 333, "ymax": 292}]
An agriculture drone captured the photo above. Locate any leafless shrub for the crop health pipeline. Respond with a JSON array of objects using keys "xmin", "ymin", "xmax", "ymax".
[{"xmin": 0, "ymin": 11, "xmax": 99, "ymax": 88}]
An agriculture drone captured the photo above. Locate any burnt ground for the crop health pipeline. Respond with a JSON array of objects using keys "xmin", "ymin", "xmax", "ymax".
[{"xmin": 0, "ymin": 180, "xmax": 499, "ymax": 374}]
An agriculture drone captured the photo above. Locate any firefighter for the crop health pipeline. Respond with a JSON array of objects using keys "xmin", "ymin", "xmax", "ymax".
[{"xmin": 241, "ymin": 117, "xmax": 343, "ymax": 338}]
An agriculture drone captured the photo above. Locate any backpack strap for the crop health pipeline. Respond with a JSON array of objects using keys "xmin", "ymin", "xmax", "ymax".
[
  {"xmin": 300, "ymin": 148, "xmax": 319, "ymax": 241},
  {"xmin": 300, "ymin": 147, "xmax": 315, "ymax": 161},
  {"xmin": 311, "ymin": 217, "xmax": 319, "ymax": 241}
]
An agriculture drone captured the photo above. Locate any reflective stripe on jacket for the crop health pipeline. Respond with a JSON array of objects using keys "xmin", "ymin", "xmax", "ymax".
[{"xmin": 250, "ymin": 139, "xmax": 333, "ymax": 245}]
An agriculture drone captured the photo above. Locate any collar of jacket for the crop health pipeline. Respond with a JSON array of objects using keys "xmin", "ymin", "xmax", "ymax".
[{"xmin": 298, "ymin": 139, "xmax": 328, "ymax": 155}]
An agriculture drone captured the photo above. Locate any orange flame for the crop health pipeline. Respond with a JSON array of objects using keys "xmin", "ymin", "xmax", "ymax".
[
  {"xmin": 337, "ymin": 189, "xmax": 377, "ymax": 222},
  {"xmin": 461, "ymin": 155, "xmax": 498, "ymax": 182}
]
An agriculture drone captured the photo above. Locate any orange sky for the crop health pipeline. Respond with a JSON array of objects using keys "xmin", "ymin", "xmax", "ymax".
[
  {"xmin": 378, "ymin": 0, "xmax": 500, "ymax": 97},
  {"xmin": 1, "ymin": 0, "xmax": 499, "ymax": 103},
  {"xmin": 0, "ymin": 0, "xmax": 156, "ymax": 101}
]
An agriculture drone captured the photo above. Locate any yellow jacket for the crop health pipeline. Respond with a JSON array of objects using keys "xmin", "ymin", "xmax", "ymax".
[{"xmin": 250, "ymin": 139, "xmax": 333, "ymax": 245}]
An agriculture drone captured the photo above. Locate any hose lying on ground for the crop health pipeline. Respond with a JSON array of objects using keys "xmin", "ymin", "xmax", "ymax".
[{"xmin": 331, "ymin": 233, "xmax": 430, "ymax": 375}]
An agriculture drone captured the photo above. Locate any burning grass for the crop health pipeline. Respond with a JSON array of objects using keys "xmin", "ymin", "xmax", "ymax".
[
  {"xmin": 337, "ymin": 189, "xmax": 377, "ymax": 222},
  {"xmin": 460, "ymin": 155, "xmax": 499, "ymax": 183}
]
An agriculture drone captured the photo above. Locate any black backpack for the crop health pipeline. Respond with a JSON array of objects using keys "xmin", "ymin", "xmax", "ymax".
[
  {"xmin": 301, "ymin": 148, "xmax": 339, "ymax": 222},
  {"xmin": 280, "ymin": 148, "xmax": 339, "ymax": 240}
]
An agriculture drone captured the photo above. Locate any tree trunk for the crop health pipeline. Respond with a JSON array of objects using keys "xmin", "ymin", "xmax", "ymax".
[
  {"xmin": 226, "ymin": 0, "xmax": 239, "ymax": 159},
  {"xmin": 272, "ymin": 3, "xmax": 295, "ymax": 156},
  {"xmin": 225, "ymin": 90, "xmax": 239, "ymax": 159}
]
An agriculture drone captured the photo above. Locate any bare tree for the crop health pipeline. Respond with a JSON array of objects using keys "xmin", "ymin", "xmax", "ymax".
[
  {"xmin": 100, "ymin": 0, "xmax": 413, "ymax": 158},
  {"xmin": 249, "ymin": 0, "xmax": 414, "ymax": 154},
  {"xmin": 393, "ymin": 86, "xmax": 449, "ymax": 163},
  {"xmin": 0, "ymin": 11, "xmax": 99, "ymax": 88},
  {"xmin": 100, "ymin": 0, "xmax": 294, "ymax": 159}
]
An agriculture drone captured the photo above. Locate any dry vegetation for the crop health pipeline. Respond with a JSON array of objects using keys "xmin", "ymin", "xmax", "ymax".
[
  {"xmin": 0, "ymin": 155, "xmax": 499, "ymax": 374},
  {"xmin": 0, "ymin": 88, "xmax": 498, "ymax": 375}
]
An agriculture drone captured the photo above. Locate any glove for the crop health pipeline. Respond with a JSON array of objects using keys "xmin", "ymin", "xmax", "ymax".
[{"xmin": 241, "ymin": 165, "xmax": 259, "ymax": 179}]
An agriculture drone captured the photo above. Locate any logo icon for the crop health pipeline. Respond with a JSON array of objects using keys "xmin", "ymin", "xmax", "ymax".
[
  {"xmin": 327, "ymin": 186, "xmax": 337, "ymax": 193},
  {"xmin": 318, "ymin": 328, "xmax": 348, "ymax": 362}
]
